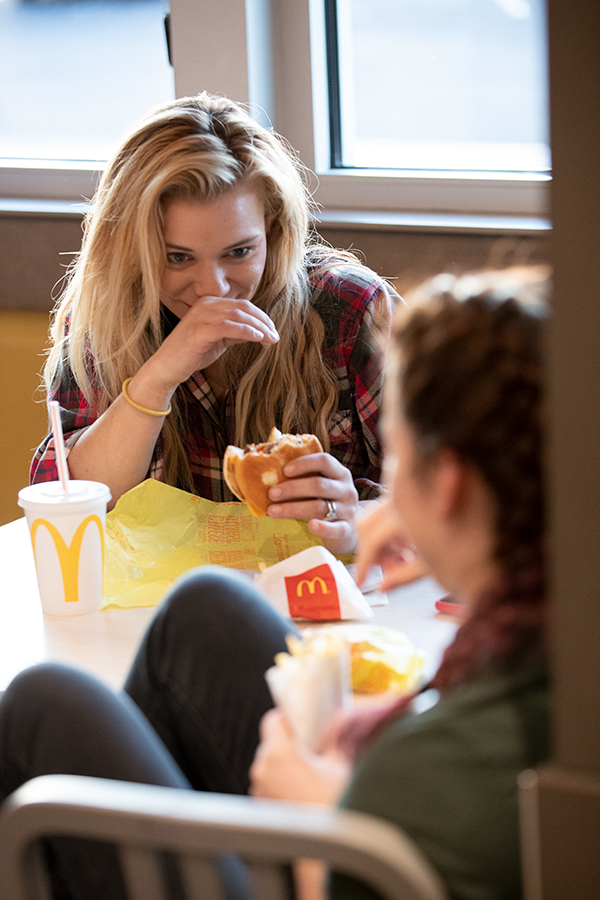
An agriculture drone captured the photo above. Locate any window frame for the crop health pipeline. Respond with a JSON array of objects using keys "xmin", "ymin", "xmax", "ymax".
[
  {"xmin": 170, "ymin": 0, "xmax": 550, "ymax": 227},
  {"xmin": 0, "ymin": 0, "xmax": 551, "ymax": 230},
  {"xmin": 0, "ymin": 161, "xmax": 101, "ymax": 207},
  {"xmin": 270, "ymin": 0, "xmax": 550, "ymax": 223}
]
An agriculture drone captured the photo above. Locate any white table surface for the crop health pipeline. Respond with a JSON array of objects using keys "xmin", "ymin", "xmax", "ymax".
[{"xmin": 0, "ymin": 516, "xmax": 458, "ymax": 693}]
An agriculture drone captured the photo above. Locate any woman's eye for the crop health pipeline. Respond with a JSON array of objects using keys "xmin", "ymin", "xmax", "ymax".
[
  {"xmin": 166, "ymin": 252, "xmax": 190, "ymax": 265},
  {"xmin": 229, "ymin": 246, "xmax": 252, "ymax": 259}
]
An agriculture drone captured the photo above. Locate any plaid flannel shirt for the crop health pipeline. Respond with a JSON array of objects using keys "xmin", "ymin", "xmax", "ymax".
[{"xmin": 31, "ymin": 261, "xmax": 397, "ymax": 502}]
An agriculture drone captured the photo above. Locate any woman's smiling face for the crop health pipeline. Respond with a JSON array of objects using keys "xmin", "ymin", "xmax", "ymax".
[{"xmin": 160, "ymin": 188, "xmax": 268, "ymax": 319}]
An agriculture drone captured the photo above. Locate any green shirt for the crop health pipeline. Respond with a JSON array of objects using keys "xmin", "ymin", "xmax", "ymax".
[{"xmin": 331, "ymin": 660, "xmax": 549, "ymax": 900}]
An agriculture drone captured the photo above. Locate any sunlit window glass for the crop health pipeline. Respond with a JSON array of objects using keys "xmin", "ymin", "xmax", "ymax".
[
  {"xmin": 0, "ymin": 0, "xmax": 174, "ymax": 162},
  {"xmin": 330, "ymin": 0, "xmax": 550, "ymax": 173}
]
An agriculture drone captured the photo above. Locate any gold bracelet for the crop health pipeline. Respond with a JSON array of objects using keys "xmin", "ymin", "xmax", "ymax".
[{"xmin": 121, "ymin": 378, "xmax": 172, "ymax": 417}]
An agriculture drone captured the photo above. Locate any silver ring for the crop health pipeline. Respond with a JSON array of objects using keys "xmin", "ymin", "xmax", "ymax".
[{"xmin": 324, "ymin": 500, "xmax": 337, "ymax": 522}]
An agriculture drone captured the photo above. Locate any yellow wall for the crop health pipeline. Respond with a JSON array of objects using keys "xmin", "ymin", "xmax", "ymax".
[{"xmin": 0, "ymin": 312, "xmax": 51, "ymax": 525}]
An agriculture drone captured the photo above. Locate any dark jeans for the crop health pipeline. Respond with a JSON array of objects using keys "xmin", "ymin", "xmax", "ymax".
[{"xmin": 0, "ymin": 567, "xmax": 295, "ymax": 898}]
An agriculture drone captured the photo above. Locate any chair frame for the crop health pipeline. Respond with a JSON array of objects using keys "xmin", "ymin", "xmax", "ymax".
[{"xmin": 0, "ymin": 774, "xmax": 448, "ymax": 900}]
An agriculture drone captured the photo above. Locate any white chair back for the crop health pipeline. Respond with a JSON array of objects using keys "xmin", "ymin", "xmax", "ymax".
[{"xmin": 0, "ymin": 775, "xmax": 448, "ymax": 900}]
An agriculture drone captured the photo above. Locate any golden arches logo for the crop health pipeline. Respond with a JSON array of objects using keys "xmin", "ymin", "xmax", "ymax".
[
  {"xmin": 285, "ymin": 563, "xmax": 341, "ymax": 620},
  {"xmin": 30, "ymin": 516, "xmax": 105, "ymax": 604},
  {"xmin": 296, "ymin": 576, "xmax": 329, "ymax": 597}
]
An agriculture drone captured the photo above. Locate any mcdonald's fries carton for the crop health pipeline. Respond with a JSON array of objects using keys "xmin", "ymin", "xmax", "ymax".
[
  {"xmin": 265, "ymin": 633, "xmax": 352, "ymax": 751},
  {"xmin": 18, "ymin": 480, "xmax": 111, "ymax": 616},
  {"xmin": 254, "ymin": 545, "xmax": 374, "ymax": 620}
]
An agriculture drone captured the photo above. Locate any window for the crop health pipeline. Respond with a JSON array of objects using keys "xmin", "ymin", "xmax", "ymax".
[
  {"xmin": 0, "ymin": 0, "xmax": 173, "ymax": 201},
  {"xmin": 2, "ymin": 0, "xmax": 550, "ymax": 226},
  {"xmin": 328, "ymin": 0, "xmax": 550, "ymax": 175},
  {"xmin": 268, "ymin": 0, "xmax": 550, "ymax": 224},
  {"xmin": 288, "ymin": 0, "xmax": 551, "ymax": 223}
]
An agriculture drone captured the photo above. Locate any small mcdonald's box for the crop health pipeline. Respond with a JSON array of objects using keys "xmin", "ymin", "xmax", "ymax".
[{"xmin": 254, "ymin": 545, "xmax": 373, "ymax": 621}]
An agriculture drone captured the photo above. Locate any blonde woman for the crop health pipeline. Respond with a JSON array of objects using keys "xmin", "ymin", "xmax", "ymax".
[{"xmin": 32, "ymin": 93, "xmax": 398, "ymax": 555}]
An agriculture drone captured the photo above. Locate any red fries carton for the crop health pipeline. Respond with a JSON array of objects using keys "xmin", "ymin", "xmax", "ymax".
[{"xmin": 255, "ymin": 546, "xmax": 374, "ymax": 620}]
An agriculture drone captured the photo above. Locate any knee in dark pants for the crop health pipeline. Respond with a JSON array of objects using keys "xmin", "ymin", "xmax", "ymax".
[
  {"xmin": 0, "ymin": 663, "xmax": 99, "ymax": 747},
  {"xmin": 3, "ymin": 663, "xmax": 79, "ymax": 709},
  {"xmin": 0, "ymin": 664, "xmax": 115, "ymax": 803},
  {"xmin": 154, "ymin": 565, "xmax": 295, "ymax": 656},
  {"xmin": 159, "ymin": 566, "xmax": 266, "ymax": 626}
]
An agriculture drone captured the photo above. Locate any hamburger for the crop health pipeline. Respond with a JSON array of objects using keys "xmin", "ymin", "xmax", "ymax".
[{"xmin": 223, "ymin": 427, "xmax": 323, "ymax": 517}]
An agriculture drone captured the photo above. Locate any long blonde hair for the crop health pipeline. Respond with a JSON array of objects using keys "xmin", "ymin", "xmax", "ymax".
[{"xmin": 46, "ymin": 93, "xmax": 351, "ymax": 489}]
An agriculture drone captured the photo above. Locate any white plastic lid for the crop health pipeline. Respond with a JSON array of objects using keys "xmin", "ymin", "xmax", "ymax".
[{"xmin": 18, "ymin": 480, "xmax": 112, "ymax": 511}]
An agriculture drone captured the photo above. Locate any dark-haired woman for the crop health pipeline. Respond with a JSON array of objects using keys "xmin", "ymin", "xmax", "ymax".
[
  {"xmin": 0, "ymin": 268, "xmax": 550, "ymax": 900},
  {"xmin": 251, "ymin": 267, "xmax": 550, "ymax": 900}
]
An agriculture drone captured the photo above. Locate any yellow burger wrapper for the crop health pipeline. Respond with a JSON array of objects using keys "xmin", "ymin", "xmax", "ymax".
[{"xmin": 102, "ymin": 479, "xmax": 329, "ymax": 610}]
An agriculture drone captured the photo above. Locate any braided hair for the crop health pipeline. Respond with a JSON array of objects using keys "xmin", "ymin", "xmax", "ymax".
[{"xmin": 339, "ymin": 267, "xmax": 549, "ymax": 757}]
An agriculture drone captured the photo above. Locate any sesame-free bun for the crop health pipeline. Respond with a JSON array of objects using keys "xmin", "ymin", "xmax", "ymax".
[{"xmin": 223, "ymin": 427, "xmax": 323, "ymax": 517}]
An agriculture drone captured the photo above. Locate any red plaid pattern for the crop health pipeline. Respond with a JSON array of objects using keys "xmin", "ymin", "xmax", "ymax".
[{"xmin": 31, "ymin": 262, "xmax": 397, "ymax": 501}]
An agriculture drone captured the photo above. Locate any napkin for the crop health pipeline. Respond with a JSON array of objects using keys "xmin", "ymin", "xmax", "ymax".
[{"xmin": 265, "ymin": 633, "xmax": 352, "ymax": 752}]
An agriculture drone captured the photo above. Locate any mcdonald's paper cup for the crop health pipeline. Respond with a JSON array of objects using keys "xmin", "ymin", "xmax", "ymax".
[{"xmin": 18, "ymin": 480, "xmax": 111, "ymax": 616}]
